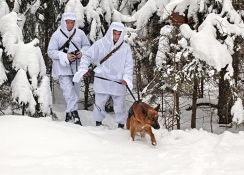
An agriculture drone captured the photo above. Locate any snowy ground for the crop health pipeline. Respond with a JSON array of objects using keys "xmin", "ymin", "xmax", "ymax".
[{"xmin": 1, "ymin": 82, "xmax": 244, "ymax": 175}]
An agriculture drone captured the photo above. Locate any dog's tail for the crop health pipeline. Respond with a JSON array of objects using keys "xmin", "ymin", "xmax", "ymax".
[
  {"xmin": 126, "ymin": 102, "xmax": 135, "ymax": 130},
  {"xmin": 126, "ymin": 117, "xmax": 130, "ymax": 130},
  {"xmin": 127, "ymin": 101, "xmax": 141, "ymax": 130}
]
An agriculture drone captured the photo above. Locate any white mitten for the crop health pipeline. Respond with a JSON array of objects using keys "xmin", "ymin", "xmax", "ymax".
[
  {"xmin": 58, "ymin": 52, "xmax": 69, "ymax": 66},
  {"xmin": 73, "ymin": 70, "xmax": 87, "ymax": 83}
]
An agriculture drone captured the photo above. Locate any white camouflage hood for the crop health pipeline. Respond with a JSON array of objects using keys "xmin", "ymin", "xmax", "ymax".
[
  {"xmin": 102, "ymin": 22, "xmax": 125, "ymax": 50},
  {"xmin": 60, "ymin": 12, "xmax": 76, "ymax": 35}
]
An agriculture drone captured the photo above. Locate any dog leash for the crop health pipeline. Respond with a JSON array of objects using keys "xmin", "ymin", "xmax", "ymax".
[
  {"xmin": 93, "ymin": 76, "xmax": 140, "ymax": 114},
  {"xmin": 126, "ymin": 84, "xmax": 137, "ymax": 102},
  {"xmin": 94, "ymin": 76, "xmax": 138, "ymax": 101}
]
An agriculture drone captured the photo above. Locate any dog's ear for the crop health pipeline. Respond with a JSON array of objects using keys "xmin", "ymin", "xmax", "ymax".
[
  {"xmin": 140, "ymin": 106, "xmax": 147, "ymax": 117},
  {"xmin": 154, "ymin": 104, "xmax": 160, "ymax": 112}
]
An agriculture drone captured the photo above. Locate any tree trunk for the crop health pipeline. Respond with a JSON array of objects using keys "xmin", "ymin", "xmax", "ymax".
[
  {"xmin": 191, "ymin": 78, "xmax": 198, "ymax": 128},
  {"xmin": 218, "ymin": 65, "xmax": 233, "ymax": 124},
  {"xmin": 43, "ymin": 0, "xmax": 50, "ymax": 68},
  {"xmin": 84, "ymin": 77, "xmax": 89, "ymax": 110},
  {"xmin": 232, "ymin": 36, "xmax": 243, "ymax": 87},
  {"xmin": 136, "ymin": 60, "xmax": 142, "ymax": 100},
  {"xmin": 22, "ymin": 103, "xmax": 25, "ymax": 116},
  {"xmin": 199, "ymin": 77, "xmax": 204, "ymax": 98},
  {"xmin": 172, "ymin": 90, "xmax": 176, "ymax": 130},
  {"xmin": 176, "ymin": 91, "xmax": 180, "ymax": 129}
]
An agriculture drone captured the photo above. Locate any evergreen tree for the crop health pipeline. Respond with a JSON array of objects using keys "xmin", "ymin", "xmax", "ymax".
[{"xmin": 0, "ymin": 9, "xmax": 52, "ymax": 117}]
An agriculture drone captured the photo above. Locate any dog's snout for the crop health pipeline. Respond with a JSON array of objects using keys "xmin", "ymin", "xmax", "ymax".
[{"xmin": 153, "ymin": 123, "xmax": 160, "ymax": 130}]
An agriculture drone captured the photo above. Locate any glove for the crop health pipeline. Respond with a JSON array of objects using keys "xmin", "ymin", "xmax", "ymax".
[
  {"xmin": 59, "ymin": 52, "xmax": 69, "ymax": 66},
  {"xmin": 73, "ymin": 70, "xmax": 87, "ymax": 83}
]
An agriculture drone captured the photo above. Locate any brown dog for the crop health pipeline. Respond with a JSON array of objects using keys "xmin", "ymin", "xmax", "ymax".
[{"xmin": 126, "ymin": 101, "xmax": 160, "ymax": 146}]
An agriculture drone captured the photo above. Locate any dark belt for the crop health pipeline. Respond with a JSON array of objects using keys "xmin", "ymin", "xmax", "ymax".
[{"xmin": 94, "ymin": 76, "xmax": 122, "ymax": 84}]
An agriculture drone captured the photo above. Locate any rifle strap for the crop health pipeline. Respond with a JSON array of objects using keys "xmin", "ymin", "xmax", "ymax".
[
  {"xmin": 100, "ymin": 41, "xmax": 124, "ymax": 64},
  {"xmin": 59, "ymin": 28, "xmax": 77, "ymax": 51}
]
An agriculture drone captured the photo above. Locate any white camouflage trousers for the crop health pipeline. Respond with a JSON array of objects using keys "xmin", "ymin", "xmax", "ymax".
[
  {"xmin": 58, "ymin": 75, "xmax": 81, "ymax": 113},
  {"xmin": 93, "ymin": 93, "xmax": 126, "ymax": 124}
]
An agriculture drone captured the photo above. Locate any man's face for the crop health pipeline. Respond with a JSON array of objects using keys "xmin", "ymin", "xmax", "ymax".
[
  {"xmin": 113, "ymin": 30, "xmax": 122, "ymax": 43},
  {"xmin": 66, "ymin": 20, "xmax": 75, "ymax": 31}
]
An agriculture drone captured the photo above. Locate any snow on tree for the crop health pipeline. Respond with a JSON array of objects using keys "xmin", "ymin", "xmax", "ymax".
[
  {"xmin": 156, "ymin": 26, "xmax": 174, "ymax": 69},
  {"xmin": 0, "ymin": 49, "xmax": 7, "ymax": 85},
  {"xmin": 11, "ymin": 68, "xmax": 36, "ymax": 114},
  {"xmin": 36, "ymin": 76, "xmax": 52, "ymax": 116},
  {"xmin": 1, "ymin": 0, "xmax": 243, "ymax": 126},
  {"xmin": 0, "ymin": 12, "xmax": 52, "ymax": 116},
  {"xmin": 131, "ymin": 0, "xmax": 167, "ymax": 32},
  {"xmin": 159, "ymin": 0, "xmax": 244, "ymax": 125},
  {"xmin": 231, "ymin": 98, "xmax": 244, "ymax": 124},
  {"xmin": 65, "ymin": 0, "xmax": 85, "ymax": 28},
  {"xmin": 162, "ymin": 0, "xmax": 244, "ymax": 77},
  {"xmin": 0, "ymin": 0, "xmax": 9, "ymax": 18}
]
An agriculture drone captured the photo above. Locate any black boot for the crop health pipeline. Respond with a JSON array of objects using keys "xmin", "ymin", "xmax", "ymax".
[
  {"xmin": 96, "ymin": 121, "xmax": 102, "ymax": 126},
  {"xmin": 71, "ymin": 110, "xmax": 82, "ymax": 125},
  {"xmin": 65, "ymin": 113, "xmax": 72, "ymax": 122},
  {"xmin": 118, "ymin": 123, "xmax": 124, "ymax": 129}
]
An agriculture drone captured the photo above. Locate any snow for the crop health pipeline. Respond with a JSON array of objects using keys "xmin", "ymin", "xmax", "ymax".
[
  {"xmin": 84, "ymin": 1, "xmax": 102, "ymax": 42},
  {"xmin": 30, "ymin": 0, "xmax": 41, "ymax": 14},
  {"xmin": 0, "ymin": 12, "xmax": 51, "ymax": 115},
  {"xmin": 112, "ymin": 9, "xmax": 136, "ymax": 23},
  {"xmin": 156, "ymin": 26, "xmax": 173, "ymax": 67},
  {"xmin": 0, "ymin": 12, "xmax": 23, "ymax": 56},
  {"xmin": 0, "ymin": 0, "xmax": 9, "ymax": 19},
  {"xmin": 190, "ymin": 16, "xmax": 233, "ymax": 72},
  {"xmin": 65, "ymin": 0, "xmax": 85, "ymax": 28},
  {"xmin": 1, "ymin": 108, "xmax": 244, "ymax": 174},
  {"xmin": 0, "ymin": 49, "xmax": 7, "ymax": 85},
  {"xmin": 0, "ymin": 0, "xmax": 243, "ymax": 120},
  {"xmin": 231, "ymin": 98, "xmax": 244, "ymax": 124},
  {"xmin": 11, "ymin": 69, "xmax": 36, "ymax": 114},
  {"xmin": 2, "ymin": 82, "xmax": 244, "ymax": 174},
  {"xmin": 132, "ymin": 0, "xmax": 158, "ymax": 29},
  {"xmin": 36, "ymin": 76, "xmax": 53, "ymax": 115},
  {"xmin": 13, "ymin": 39, "xmax": 46, "ymax": 80},
  {"xmin": 1, "ymin": 0, "xmax": 244, "ymax": 174}
]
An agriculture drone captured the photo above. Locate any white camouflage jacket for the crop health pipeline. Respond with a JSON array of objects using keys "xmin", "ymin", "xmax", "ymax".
[
  {"xmin": 48, "ymin": 12, "xmax": 91, "ymax": 77},
  {"xmin": 73, "ymin": 22, "xmax": 134, "ymax": 96}
]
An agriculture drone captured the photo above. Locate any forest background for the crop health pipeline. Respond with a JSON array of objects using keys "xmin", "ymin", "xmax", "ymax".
[{"xmin": 1, "ymin": 0, "xmax": 244, "ymax": 133}]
